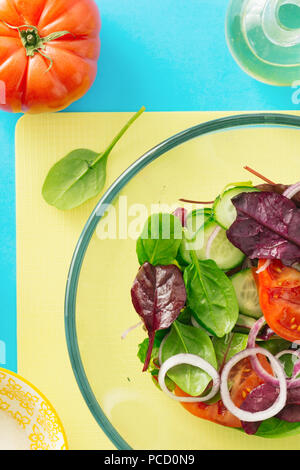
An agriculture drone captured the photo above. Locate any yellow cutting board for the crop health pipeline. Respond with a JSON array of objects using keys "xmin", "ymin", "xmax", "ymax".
[{"xmin": 15, "ymin": 110, "xmax": 300, "ymax": 450}]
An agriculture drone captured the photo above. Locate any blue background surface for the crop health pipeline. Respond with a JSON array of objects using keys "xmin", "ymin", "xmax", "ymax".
[{"xmin": 0, "ymin": 0, "xmax": 299, "ymax": 372}]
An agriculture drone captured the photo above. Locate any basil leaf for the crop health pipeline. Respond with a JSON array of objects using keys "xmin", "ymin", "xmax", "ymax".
[
  {"xmin": 161, "ymin": 321, "xmax": 217, "ymax": 396},
  {"xmin": 213, "ymin": 333, "xmax": 248, "ymax": 370},
  {"xmin": 184, "ymin": 256, "xmax": 239, "ymax": 338},
  {"xmin": 137, "ymin": 213, "xmax": 182, "ymax": 266},
  {"xmin": 42, "ymin": 107, "xmax": 145, "ymax": 210}
]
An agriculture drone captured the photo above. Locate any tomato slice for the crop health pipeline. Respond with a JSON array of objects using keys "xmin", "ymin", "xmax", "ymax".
[
  {"xmin": 258, "ymin": 260, "xmax": 300, "ymax": 342},
  {"xmin": 175, "ymin": 356, "xmax": 271, "ymax": 428}
]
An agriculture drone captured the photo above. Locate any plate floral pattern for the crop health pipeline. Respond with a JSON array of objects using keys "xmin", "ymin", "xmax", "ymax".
[{"xmin": 0, "ymin": 369, "xmax": 67, "ymax": 450}]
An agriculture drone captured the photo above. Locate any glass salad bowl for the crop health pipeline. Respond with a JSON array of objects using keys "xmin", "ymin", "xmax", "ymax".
[{"xmin": 65, "ymin": 113, "xmax": 300, "ymax": 450}]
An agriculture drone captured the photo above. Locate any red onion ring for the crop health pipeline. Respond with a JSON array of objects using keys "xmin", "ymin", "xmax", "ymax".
[
  {"xmin": 256, "ymin": 259, "xmax": 271, "ymax": 274},
  {"xmin": 248, "ymin": 318, "xmax": 300, "ymax": 389},
  {"xmin": 158, "ymin": 353, "xmax": 220, "ymax": 402},
  {"xmin": 206, "ymin": 225, "xmax": 221, "ymax": 259},
  {"xmin": 220, "ymin": 347, "xmax": 287, "ymax": 422},
  {"xmin": 121, "ymin": 321, "xmax": 142, "ymax": 340},
  {"xmin": 293, "ymin": 359, "xmax": 300, "ymax": 378},
  {"xmin": 283, "ymin": 182, "xmax": 300, "ymax": 200},
  {"xmin": 275, "ymin": 350, "xmax": 300, "ymax": 378}
]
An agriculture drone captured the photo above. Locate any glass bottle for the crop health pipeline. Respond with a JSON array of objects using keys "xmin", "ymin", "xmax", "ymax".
[{"xmin": 226, "ymin": 0, "xmax": 300, "ymax": 85}]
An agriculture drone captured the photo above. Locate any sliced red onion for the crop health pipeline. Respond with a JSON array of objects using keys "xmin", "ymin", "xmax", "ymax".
[
  {"xmin": 248, "ymin": 318, "xmax": 300, "ymax": 389},
  {"xmin": 206, "ymin": 225, "xmax": 221, "ymax": 260},
  {"xmin": 158, "ymin": 333, "xmax": 170, "ymax": 366},
  {"xmin": 121, "ymin": 321, "xmax": 142, "ymax": 340},
  {"xmin": 256, "ymin": 259, "xmax": 271, "ymax": 274},
  {"xmin": 283, "ymin": 182, "xmax": 300, "ymax": 200},
  {"xmin": 220, "ymin": 347, "xmax": 287, "ymax": 422},
  {"xmin": 293, "ymin": 360, "xmax": 300, "ymax": 378},
  {"xmin": 158, "ymin": 353, "xmax": 220, "ymax": 402},
  {"xmin": 172, "ymin": 207, "xmax": 188, "ymax": 227}
]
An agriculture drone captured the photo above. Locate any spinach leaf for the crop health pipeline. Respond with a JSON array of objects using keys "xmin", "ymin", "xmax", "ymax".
[
  {"xmin": 42, "ymin": 107, "xmax": 145, "ymax": 210},
  {"xmin": 213, "ymin": 333, "xmax": 248, "ymax": 370},
  {"xmin": 176, "ymin": 307, "xmax": 193, "ymax": 325},
  {"xmin": 161, "ymin": 321, "xmax": 217, "ymax": 396},
  {"xmin": 254, "ymin": 418, "xmax": 300, "ymax": 439},
  {"xmin": 136, "ymin": 213, "xmax": 183, "ymax": 266},
  {"xmin": 184, "ymin": 254, "xmax": 239, "ymax": 338}
]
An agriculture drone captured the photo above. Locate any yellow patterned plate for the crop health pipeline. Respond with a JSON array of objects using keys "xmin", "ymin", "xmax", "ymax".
[{"xmin": 0, "ymin": 368, "xmax": 68, "ymax": 450}]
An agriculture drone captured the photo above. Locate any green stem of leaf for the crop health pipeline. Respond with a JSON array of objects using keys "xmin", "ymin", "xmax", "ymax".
[{"xmin": 91, "ymin": 106, "xmax": 146, "ymax": 167}]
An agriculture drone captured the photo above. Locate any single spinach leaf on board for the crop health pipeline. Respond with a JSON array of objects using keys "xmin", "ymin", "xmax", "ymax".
[
  {"xmin": 184, "ymin": 254, "xmax": 239, "ymax": 338},
  {"xmin": 213, "ymin": 333, "xmax": 248, "ymax": 370},
  {"xmin": 137, "ymin": 213, "xmax": 183, "ymax": 266},
  {"xmin": 42, "ymin": 107, "xmax": 145, "ymax": 210},
  {"xmin": 161, "ymin": 321, "xmax": 217, "ymax": 397}
]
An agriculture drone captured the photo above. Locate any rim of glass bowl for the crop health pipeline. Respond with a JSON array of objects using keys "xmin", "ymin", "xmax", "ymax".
[{"xmin": 65, "ymin": 112, "xmax": 300, "ymax": 450}]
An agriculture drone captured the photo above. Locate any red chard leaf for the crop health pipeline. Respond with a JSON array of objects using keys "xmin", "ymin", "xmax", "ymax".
[
  {"xmin": 240, "ymin": 383, "xmax": 278, "ymax": 435},
  {"xmin": 276, "ymin": 405, "xmax": 300, "ymax": 422},
  {"xmin": 256, "ymin": 184, "xmax": 300, "ymax": 208},
  {"xmin": 131, "ymin": 262, "xmax": 186, "ymax": 371},
  {"xmin": 227, "ymin": 192, "xmax": 300, "ymax": 266}
]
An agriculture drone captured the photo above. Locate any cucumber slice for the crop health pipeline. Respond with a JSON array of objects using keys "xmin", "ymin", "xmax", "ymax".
[
  {"xmin": 180, "ymin": 219, "xmax": 244, "ymax": 270},
  {"xmin": 185, "ymin": 208, "xmax": 213, "ymax": 234},
  {"xmin": 213, "ymin": 186, "xmax": 259, "ymax": 230},
  {"xmin": 179, "ymin": 209, "xmax": 213, "ymax": 264},
  {"xmin": 230, "ymin": 268, "xmax": 262, "ymax": 319},
  {"xmin": 203, "ymin": 221, "xmax": 245, "ymax": 271}
]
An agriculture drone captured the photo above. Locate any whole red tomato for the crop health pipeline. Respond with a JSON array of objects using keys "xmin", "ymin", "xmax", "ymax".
[{"xmin": 0, "ymin": 0, "xmax": 101, "ymax": 113}]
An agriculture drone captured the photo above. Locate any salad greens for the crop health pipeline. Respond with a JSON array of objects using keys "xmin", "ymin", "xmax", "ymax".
[
  {"xmin": 42, "ymin": 107, "xmax": 145, "ymax": 210},
  {"xmin": 131, "ymin": 262, "xmax": 186, "ymax": 371},
  {"xmin": 130, "ymin": 174, "xmax": 300, "ymax": 439},
  {"xmin": 184, "ymin": 254, "xmax": 239, "ymax": 338},
  {"xmin": 227, "ymin": 191, "xmax": 300, "ymax": 266},
  {"xmin": 136, "ymin": 213, "xmax": 182, "ymax": 266},
  {"xmin": 213, "ymin": 333, "xmax": 248, "ymax": 370},
  {"xmin": 161, "ymin": 321, "xmax": 217, "ymax": 396}
]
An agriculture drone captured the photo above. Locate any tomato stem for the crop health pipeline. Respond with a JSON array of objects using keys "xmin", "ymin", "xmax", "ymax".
[{"xmin": 2, "ymin": 21, "xmax": 72, "ymax": 71}]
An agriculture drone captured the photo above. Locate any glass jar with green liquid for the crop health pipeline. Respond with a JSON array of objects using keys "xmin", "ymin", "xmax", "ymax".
[{"xmin": 226, "ymin": 0, "xmax": 300, "ymax": 85}]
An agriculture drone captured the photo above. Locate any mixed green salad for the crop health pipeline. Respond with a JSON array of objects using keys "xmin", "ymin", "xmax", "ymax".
[{"xmin": 129, "ymin": 168, "xmax": 300, "ymax": 438}]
